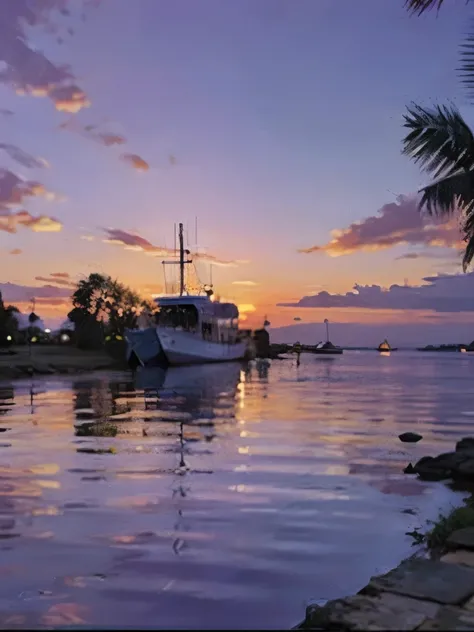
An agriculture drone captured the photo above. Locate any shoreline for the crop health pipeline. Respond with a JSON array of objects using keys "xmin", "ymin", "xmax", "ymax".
[
  {"xmin": 295, "ymin": 439, "xmax": 474, "ymax": 630},
  {"xmin": 0, "ymin": 345, "xmax": 124, "ymax": 380}
]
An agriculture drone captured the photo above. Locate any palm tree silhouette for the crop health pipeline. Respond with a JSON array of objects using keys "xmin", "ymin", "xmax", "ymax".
[{"xmin": 402, "ymin": 0, "xmax": 474, "ymax": 268}]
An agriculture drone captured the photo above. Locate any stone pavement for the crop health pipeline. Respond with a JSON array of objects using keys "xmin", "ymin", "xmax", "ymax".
[{"xmin": 295, "ymin": 532, "xmax": 474, "ymax": 630}]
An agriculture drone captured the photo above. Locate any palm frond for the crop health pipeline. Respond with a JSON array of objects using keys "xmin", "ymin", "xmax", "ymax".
[
  {"xmin": 463, "ymin": 231, "xmax": 474, "ymax": 270},
  {"xmin": 459, "ymin": 19, "xmax": 474, "ymax": 105},
  {"xmin": 403, "ymin": 104, "xmax": 474, "ymax": 179},
  {"xmin": 419, "ymin": 170, "xmax": 474, "ymax": 217},
  {"xmin": 404, "ymin": 0, "xmax": 446, "ymax": 16}
]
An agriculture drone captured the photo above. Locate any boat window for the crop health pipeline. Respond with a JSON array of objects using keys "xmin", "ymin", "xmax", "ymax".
[
  {"xmin": 202, "ymin": 321, "xmax": 213, "ymax": 340},
  {"xmin": 156, "ymin": 304, "xmax": 199, "ymax": 330}
]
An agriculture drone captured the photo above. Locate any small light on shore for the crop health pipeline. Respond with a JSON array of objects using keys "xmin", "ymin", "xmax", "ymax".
[{"xmin": 45, "ymin": 328, "xmax": 51, "ymax": 334}]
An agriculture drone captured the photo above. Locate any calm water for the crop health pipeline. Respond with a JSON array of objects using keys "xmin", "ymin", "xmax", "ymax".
[{"xmin": 0, "ymin": 351, "xmax": 473, "ymax": 629}]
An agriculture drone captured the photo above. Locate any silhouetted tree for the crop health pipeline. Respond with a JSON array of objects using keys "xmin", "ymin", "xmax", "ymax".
[
  {"xmin": 69, "ymin": 273, "xmax": 155, "ymax": 349},
  {"xmin": 402, "ymin": 0, "xmax": 474, "ymax": 269}
]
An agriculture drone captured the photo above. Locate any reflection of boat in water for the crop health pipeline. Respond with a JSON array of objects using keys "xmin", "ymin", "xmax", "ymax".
[
  {"xmin": 134, "ymin": 361, "xmax": 242, "ymax": 398},
  {"xmin": 310, "ymin": 341, "xmax": 343, "ymax": 355},
  {"xmin": 377, "ymin": 339, "xmax": 397, "ymax": 352}
]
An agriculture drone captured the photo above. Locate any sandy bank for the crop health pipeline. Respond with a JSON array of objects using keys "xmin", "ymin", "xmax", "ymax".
[{"xmin": 0, "ymin": 345, "xmax": 123, "ymax": 380}]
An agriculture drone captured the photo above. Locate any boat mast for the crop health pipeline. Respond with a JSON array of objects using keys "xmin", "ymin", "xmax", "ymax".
[
  {"xmin": 161, "ymin": 221, "xmax": 193, "ymax": 296},
  {"xmin": 179, "ymin": 222, "xmax": 185, "ymax": 296}
]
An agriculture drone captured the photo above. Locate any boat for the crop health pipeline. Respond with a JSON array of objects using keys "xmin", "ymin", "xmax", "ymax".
[
  {"xmin": 377, "ymin": 339, "xmax": 398, "ymax": 352},
  {"xmin": 309, "ymin": 341, "xmax": 343, "ymax": 355},
  {"xmin": 125, "ymin": 327, "xmax": 166, "ymax": 369},
  {"xmin": 154, "ymin": 223, "xmax": 248, "ymax": 366}
]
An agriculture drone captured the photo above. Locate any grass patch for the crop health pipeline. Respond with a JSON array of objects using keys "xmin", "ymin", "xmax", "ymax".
[
  {"xmin": 75, "ymin": 422, "xmax": 118, "ymax": 438},
  {"xmin": 406, "ymin": 498, "xmax": 474, "ymax": 553}
]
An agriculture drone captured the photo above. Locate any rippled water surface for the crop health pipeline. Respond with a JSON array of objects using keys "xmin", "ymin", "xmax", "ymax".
[{"xmin": 1, "ymin": 351, "xmax": 474, "ymax": 629}]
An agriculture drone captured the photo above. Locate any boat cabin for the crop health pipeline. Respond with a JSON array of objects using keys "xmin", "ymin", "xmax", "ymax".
[
  {"xmin": 378, "ymin": 339, "xmax": 391, "ymax": 351},
  {"xmin": 154, "ymin": 295, "xmax": 241, "ymax": 344}
]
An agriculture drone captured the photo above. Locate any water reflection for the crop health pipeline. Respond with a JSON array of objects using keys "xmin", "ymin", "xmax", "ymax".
[{"xmin": 1, "ymin": 353, "xmax": 474, "ymax": 629}]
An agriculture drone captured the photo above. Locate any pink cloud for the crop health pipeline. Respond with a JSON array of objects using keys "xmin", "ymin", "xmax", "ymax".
[
  {"xmin": 0, "ymin": 1, "xmax": 96, "ymax": 113},
  {"xmin": 102, "ymin": 227, "xmax": 239, "ymax": 267},
  {"xmin": 0, "ymin": 168, "xmax": 58, "ymax": 211},
  {"xmin": 9, "ymin": 248, "xmax": 22, "ymax": 255},
  {"xmin": 120, "ymin": 153, "xmax": 150, "ymax": 172},
  {"xmin": 299, "ymin": 195, "xmax": 463, "ymax": 256}
]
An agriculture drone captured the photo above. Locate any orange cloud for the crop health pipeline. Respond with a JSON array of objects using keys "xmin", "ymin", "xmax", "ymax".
[
  {"xmin": 9, "ymin": 248, "xmax": 21, "ymax": 255},
  {"xmin": 0, "ymin": 211, "xmax": 62, "ymax": 234},
  {"xmin": 232, "ymin": 280, "xmax": 259, "ymax": 286},
  {"xmin": 120, "ymin": 154, "xmax": 150, "ymax": 171},
  {"xmin": 299, "ymin": 195, "xmax": 463, "ymax": 257}
]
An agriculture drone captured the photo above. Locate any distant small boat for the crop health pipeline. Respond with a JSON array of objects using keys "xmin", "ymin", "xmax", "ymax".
[
  {"xmin": 377, "ymin": 339, "xmax": 398, "ymax": 352},
  {"xmin": 310, "ymin": 341, "xmax": 343, "ymax": 355}
]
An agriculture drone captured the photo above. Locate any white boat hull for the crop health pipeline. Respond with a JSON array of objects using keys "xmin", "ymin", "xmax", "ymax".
[{"xmin": 157, "ymin": 328, "xmax": 247, "ymax": 365}]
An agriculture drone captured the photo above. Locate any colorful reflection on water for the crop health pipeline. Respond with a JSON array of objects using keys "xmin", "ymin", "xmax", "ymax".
[{"xmin": 0, "ymin": 351, "xmax": 472, "ymax": 629}]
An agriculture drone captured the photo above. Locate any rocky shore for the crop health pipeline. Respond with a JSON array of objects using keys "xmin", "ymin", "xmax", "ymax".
[
  {"xmin": 295, "ymin": 437, "xmax": 474, "ymax": 630},
  {"xmin": 0, "ymin": 345, "xmax": 122, "ymax": 380}
]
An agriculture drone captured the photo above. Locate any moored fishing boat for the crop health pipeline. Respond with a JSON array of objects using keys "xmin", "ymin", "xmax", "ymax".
[{"xmin": 154, "ymin": 223, "xmax": 248, "ymax": 366}]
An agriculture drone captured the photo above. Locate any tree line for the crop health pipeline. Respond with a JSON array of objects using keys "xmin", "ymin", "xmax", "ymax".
[{"xmin": 0, "ymin": 273, "xmax": 157, "ymax": 350}]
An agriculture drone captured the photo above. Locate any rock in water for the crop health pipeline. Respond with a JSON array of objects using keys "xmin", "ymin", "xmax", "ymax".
[
  {"xmin": 456, "ymin": 437, "xmax": 474, "ymax": 453},
  {"xmin": 399, "ymin": 432, "xmax": 423, "ymax": 443}
]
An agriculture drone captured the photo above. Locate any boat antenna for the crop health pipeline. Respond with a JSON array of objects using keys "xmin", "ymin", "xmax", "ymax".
[{"xmin": 179, "ymin": 222, "xmax": 185, "ymax": 296}]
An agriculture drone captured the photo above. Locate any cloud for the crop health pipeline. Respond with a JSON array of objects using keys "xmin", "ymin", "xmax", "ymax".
[
  {"xmin": 9, "ymin": 248, "xmax": 21, "ymax": 255},
  {"xmin": 35, "ymin": 274, "xmax": 74, "ymax": 287},
  {"xmin": 120, "ymin": 153, "xmax": 150, "ymax": 171},
  {"xmin": 50, "ymin": 272, "xmax": 70, "ymax": 279},
  {"xmin": 232, "ymin": 280, "xmax": 259, "ymax": 286},
  {"xmin": 0, "ymin": 1, "xmax": 96, "ymax": 113},
  {"xmin": 279, "ymin": 272, "xmax": 474, "ymax": 313},
  {"xmin": 395, "ymin": 250, "xmax": 460, "ymax": 261},
  {"xmin": 102, "ymin": 228, "xmax": 239, "ymax": 267},
  {"xmin": 299, "ymin": 195, "xmax": 463, "ymax": 257},
  {"xmin": 0, "ymin": 210, "xmax": 62, "ymax": 234},
  {"xmin": 98, "ymin": 133, "xmax": 126, "ymax": 147},
  {"xmin": 0, "ymin": 282, "xmax": 71, "ymax": 304},
  {"xmin": 0, "ymin": 109, "xmax": 13, "ymax": 117},
  {"xmin": 0, "ymin": 168, "xmax": 58, "ymax": 211},
  {"xmin": 0, "ymin": 143, "xmax": 48, "ymax": 169},
  {"xmin": 59, "ymin": 118, "xmax": 127, "ymax": 146}
]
